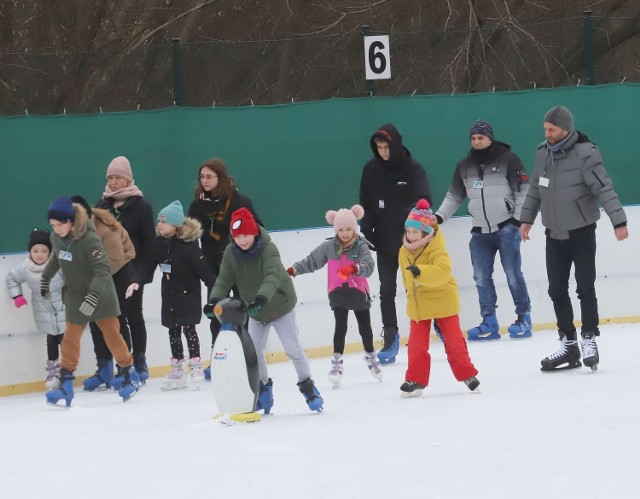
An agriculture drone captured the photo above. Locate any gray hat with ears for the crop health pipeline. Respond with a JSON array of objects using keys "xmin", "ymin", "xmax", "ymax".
[{"xmin": 544, "ymin": 106, "xmax": 574, "ymax": 132}]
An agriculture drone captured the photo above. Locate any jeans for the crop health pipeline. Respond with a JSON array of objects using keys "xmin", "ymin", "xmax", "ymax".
[
  {"xmin": 469, "ymin": 222, "xmax": 531, "ymax": 317},
  {"xmin": 546, "ymin": 225, "xmax": 599, "ymax": 337}
]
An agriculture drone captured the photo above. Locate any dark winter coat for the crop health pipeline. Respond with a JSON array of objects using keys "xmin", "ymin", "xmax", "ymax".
[
  {"xmin": 520, "ymin": 130, "xmax": 627, "ymax": 240},
  {"xmin": 187, "ymin": 189, "xmax": 262, "ymax": 269},
  {"xmin": 359, "ymin": 124, "xmax": 431, "ymax": 258},
  {"xmin": 210, "ymin": 226, "xmax": 297, "ymax": 324},
  {"xmin": 436, "ymin": 141, "xmax": 529, "ymax": 233},
  {"xmin": 42, "ymin": 205, "xmax": 120, "ymax": 324},
  {"xmin": 96, "ymin": 195, "xmax": 155, "ymax": 276},
  {"xmin": 133, "ymin": 218, "xmax": 216, "ymax": 327}
]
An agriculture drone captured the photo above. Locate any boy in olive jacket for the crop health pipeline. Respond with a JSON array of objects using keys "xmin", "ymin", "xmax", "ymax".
[
  {"xmin": 206, "ymin": 208, "xmax": 323, "ymax": 413},
  {"xmin": 42, "ymin": 197, "xmax": 140, "ymax": 406}
]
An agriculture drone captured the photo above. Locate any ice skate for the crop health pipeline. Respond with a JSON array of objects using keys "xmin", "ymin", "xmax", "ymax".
[
  {"xmin": 255, "ymin": 378, "xmax": 274, "ymax": 414},
  {"xmin": 580, "ymin": 332, "xmax": 599, "ymax": 371},
  {"xmin": 46, "ymin": 369, "xmax": 74, "ymax": 407},
  {"xmin": 161, "ymin": 358, "xmax": 187, "ymax": 391},
  {"xmin": 133, "ymin": 353, "xmax": 149, "ymax": 384},
  {"xmin": 464, "ymin": 376, "xmax": 480, "ymax": 392},
  {"xmin": 118, "ymin": 365, "xmax": 140, "ymax": 402},
  {"xmin": 328, "ymin": 353, "xmax": 343, "ymax": 388},
  {"xmin": 83, "ymin": 358, "xmax": 113, "ymax": 391},
  {"xmin": 467, "ymin": 312, "xmax": 500, "ymax": 341},
  {"xmin": 297, "ymin": 378, "xmax": 323, "ymax": 412},
  {"xmin": 540, "ymin": 335, "xmax": 582, "ymax": 372},
  {"xmin": 45, "ymin": 360, "xmax": 60, "ymax": 390},
  {"xmin": 400, "ymin": 381, "xmax": 425, "ymax": 398},
  {"xmin": 110, "ymin": 365, "xmax": 125, "ymax": 390},
  {"xmin": 364, "ymin": 351, "xmax": 383, "ymax": 382},
  {"xmin": 508, "ymin": 313, "xmax": 532, "ymax": 339},
  {"xmin": 189, "ymin": 356, "xmax": 205, "ymax": 386},
  {"xmin": 377, "ymin": 328, "xmax": 399, "ymax": 364}
]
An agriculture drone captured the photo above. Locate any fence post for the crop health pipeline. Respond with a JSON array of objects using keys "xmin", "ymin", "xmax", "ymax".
[
  {"xmin": 583, "ymin": 10, "xmax": 596, "ymax": 85},
  {"xmin": 171, "ymin": 38, "xmax": 184, "ymax": 105},
  {"xmin": 362, "ymin": 25, "xmax": 374, "ymax": 96}
]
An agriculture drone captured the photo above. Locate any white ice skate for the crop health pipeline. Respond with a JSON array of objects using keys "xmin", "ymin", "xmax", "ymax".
[
  {"xmin": 161, "ymin": 358, "xmax": 187, "ymax": 391},
  {"xmin": 328, "ymin": 353, "xmax": 343, "ymax": 389},
  {"xmin": 364, "ymin": 352, "xmax": 384, "ymax": 382},
  {"xmin": 190, "ymin": 356, "xmax": 205, "ymax": 387}
]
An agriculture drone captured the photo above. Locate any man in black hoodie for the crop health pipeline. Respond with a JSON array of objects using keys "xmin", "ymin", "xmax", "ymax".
[
  {"xmin": 359, "ymin": 124, "xmax": 431, "ymax": 364},
  {"xmin": 435, "ymin": 119, "xmax": 531, "ymax": 342}
]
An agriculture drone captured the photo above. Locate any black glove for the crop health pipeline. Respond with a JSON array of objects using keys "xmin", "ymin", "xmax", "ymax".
[
  {"xmin": 247, "ymin": 295, "xmax": 268, "ymax": 318},
  {"xmin": 203, "ymin": 298, "xmax": 220, "ymax": 319},
  {"xmin": 40, "ymin": 280, "xmax": 51, "ymax": 299},
  {"xmin": 406, "ymin": 265, "xmax": 421, "ymax": 277}
]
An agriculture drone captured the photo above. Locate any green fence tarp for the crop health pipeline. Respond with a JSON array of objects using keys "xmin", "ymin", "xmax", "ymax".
[{"xmin": 1, "ymin": 83, "xmax": 638, "ymax": 254}]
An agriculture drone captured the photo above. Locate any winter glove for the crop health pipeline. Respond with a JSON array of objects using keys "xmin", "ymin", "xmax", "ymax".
[
  {"xmin": 40, "ymin": 280, "xmax": 51, "ymax": 300},
  {"xmin": 247, "ymin": 295, "xmax": 268, "ymax": 318},
  {"xmin": 337, "ymin": 264, "xmax": 358, "ymax": 279},
  {"xmin": 79, "ymin": 293, "xmax": 99, "ymax": 316},
  {"xmin": 125, "ymin": 283, "xmax": 140, "ymax": 299},
  {"xmin": 13, "ymin": 296, "xmax": 28, "ymax": 308},
  {"xmin": 203, "ymin": 298, "xmax": 220, "ymax": 319},
  {"xmin": 287, "ymin": 267, "xmax": 296, "ymax": 277},
  {"xmin": 406, "ymin": 265, "xmax": 421, "ymax": 278}
]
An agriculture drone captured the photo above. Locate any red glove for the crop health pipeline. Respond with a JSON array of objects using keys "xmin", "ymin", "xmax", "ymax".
[
  {"xmin": 14, "ymin": 295, "xmax": 28, "ymax": 308},
  {"xmin": 338, "ymin": 265, "xmax": 358, "ymax": 279},
  {"xmin": 287, "ymin": 267, "xmax": 295, "ymax": 277}
]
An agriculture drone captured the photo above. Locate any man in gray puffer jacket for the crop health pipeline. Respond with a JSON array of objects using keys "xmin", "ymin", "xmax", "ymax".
[
  {"xmin": 520, "ymin": 106, "xmax": 628, "ymax": 373},
  {"xmin": 436, "ymin": 119, "xmax": 532, "ymax": 341}
]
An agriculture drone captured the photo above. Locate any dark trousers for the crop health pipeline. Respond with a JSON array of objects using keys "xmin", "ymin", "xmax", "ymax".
[
  {"xmin": 376, "ymin": 251, "xmax": 399, "ymax": 331},
  {"xmin": 89, "ymin": 264, "xmax": 133, "ymax": 362},
  {"xmin": 546, "ymin": 225, "xmax": 599, "ymax": 339},
  {"xmin": 46, "ymin": 334, "xmax": 64, "ymax": 361},
  {"xmin": 332, "ymin": 308, "xmax": 374, "ymax": 354}
]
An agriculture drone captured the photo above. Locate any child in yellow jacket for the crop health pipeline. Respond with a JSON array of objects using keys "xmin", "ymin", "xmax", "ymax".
[{"xmin": 398, "ymin": 199, "xmax": 479, "ymax": 397}]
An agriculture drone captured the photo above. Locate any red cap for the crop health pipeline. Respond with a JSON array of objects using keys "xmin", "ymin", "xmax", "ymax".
[{"xmin": 230, "ymin": 208, "xmax": 259, "ymax": 237}]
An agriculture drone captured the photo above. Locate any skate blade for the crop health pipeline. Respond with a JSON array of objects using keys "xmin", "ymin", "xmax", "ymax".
[
  {"xmin": 46, "ymin": 400, "xmax": 72, "ymax": 408},
  {"xmin": 540, "ymin": 361, "xmax": 582, "ymax": 372},
  {"xmin": 378, "ymin": 358, "xmax": 396, "ymax": 365},
  {"xmin": 161, "ymin": 384, "xmax": 188, "ymax": 391},
  {"xmin": 400, "ymin": 389, "xmax": 423, "ymax": 398}
]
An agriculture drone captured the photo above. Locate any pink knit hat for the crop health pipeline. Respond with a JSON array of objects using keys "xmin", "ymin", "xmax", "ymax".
[
  {"xmin": 106, "ymin": 156, "xmax": 133, "ymax": 182},
  {"xmin": 325, "ymin": 205, "xmax": 364, "ymax": 233}
]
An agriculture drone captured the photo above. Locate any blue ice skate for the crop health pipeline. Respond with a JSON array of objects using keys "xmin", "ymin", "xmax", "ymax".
[
  {"xmin": 467, "ymin": 312, "xmax": 500, "ymax": 341},
  {"xmin": 377, "ymin": 329, "xmax": 399, "ymax": 365},
  {"xmin": 255, "ymin": 378, "xmax": 274, "ymax": 414},
  {"xmin": 133, "ymin": 353, "xmax": 149, "ymax": 384},
  {"xmin": 118, "ymin": 366, "xmax": 140, "ymax": 402},
  {"xmin": 83, "ymin": 358, "xmax": 114, "ymax": 391},
  {"xmin": 46, "ymin": 369, "xmax": 74, "ymax": 407},
  {"xmin": 297, "ymin": 378, "xmax": 323, "ymax": 413},
  {"xmin": 508, "ymin": 313, "xmax": 532, "ymax": 339}
]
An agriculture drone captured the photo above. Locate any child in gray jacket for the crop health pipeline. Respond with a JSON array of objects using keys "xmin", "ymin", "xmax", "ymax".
[
  {"xmin": 6, "ymin": 229, "xmax": 65, "ymax": 389},
  {"xmin": 288, "ymin": 205, "xmax": 382, "ymax": 388}
]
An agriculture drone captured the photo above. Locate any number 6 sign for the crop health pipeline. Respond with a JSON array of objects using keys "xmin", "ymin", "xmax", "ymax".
[{"xmin": 364, "ymin": 35, "xmax": 391, "ymax": 80}]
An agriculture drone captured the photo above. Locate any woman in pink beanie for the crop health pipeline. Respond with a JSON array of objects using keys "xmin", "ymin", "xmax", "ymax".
[
  {"xmin": 95, "ymin": 156, "xmax": 156, "ymax": 385},
  {"xmin": 288, "ymin": 204, "xmax": 383, "ymax": 389}
]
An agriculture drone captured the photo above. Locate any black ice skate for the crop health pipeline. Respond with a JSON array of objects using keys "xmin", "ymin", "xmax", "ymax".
[
  {"xmin": 400, "ymin": 381, "xmax": 426, "ymax": 398},
  {"xmin": 540, "ymin": 336, "xmax": 582, "ymax": 372},
  {"xmin": 580, "ymin": 332, "xmax": 599, "ymax": 371},
  {"xmin": 464, "ymin": 376, "xmax": 480, "ymax": 392}
]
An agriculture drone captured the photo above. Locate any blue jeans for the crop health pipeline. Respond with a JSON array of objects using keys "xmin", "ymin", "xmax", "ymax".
[{"xmin": 469, "ymin": 222, "xmax": 531, "ymax": 317}]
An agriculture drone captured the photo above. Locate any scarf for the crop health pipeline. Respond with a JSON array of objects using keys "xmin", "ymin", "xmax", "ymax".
[
  {"xmin": 402, "ymin": 230, "xmax": 435, "ymax": 253},
  {"xmin": 103, "ymin": 183, "xmax": 144, "ymax": 208},
  {"xmin": 199, "ymin": 194, "xmax": 232, "ymax": 241}
]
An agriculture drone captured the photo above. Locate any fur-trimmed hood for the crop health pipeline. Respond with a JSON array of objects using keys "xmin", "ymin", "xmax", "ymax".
[
  {"xmin": 68, "ymin": 203, "xmax": 94, "ymax": 240},
  {"xmin": 155, "ymin": 216, "xmax": 203, "ymax": 242}
]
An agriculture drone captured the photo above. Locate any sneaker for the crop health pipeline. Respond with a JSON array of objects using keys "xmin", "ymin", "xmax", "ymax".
[
  {"xmin": 297, "ymin": 378, "xmax": 323, "ymax": 412},
  {"xmin": 540, "ymin": 335, "xmax": 582, "ymax": 372},
  {"xmin": 400, "ymin": 381, "xmax": 425, "ymax": 398},
  {"xmin": 161, "ymin": 358, "xmax": 187, "ymax": 391},
  {"xmin": 364, "ymin": 351, "xmax": 383, "ymax": 381},
  {"xmin": 464, "ymin": 376, "xmax": 480, "ymax": 391},
  {"xmin": 467, "ymin": 312, "xmax": 500, "ymax": 341},
  {"xmin": 190, "ymin": 356, "xmax": 205, "ymax": 383},
  {"xmin": 45, "ymin": 360, "xmax": 60, "ymax": 390},
  {"xmin": 580, "ymin": 332, "xmax": 599, "ymax": 371},
  {"xmin": 328, "ymin": 353, "xmax": 343, "ymax": 388},
  {"xmin": 508, "ymin": 313, "xmax": 532, "ymax": 339},
  {"xmin": 377, "ymin": 328, "xmax": 399, "ymax": 364}
]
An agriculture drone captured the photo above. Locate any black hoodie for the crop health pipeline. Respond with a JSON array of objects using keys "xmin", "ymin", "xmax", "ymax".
[{"xmin": 359, "ymin": 124, "xmax": 431, "ymax": 257}]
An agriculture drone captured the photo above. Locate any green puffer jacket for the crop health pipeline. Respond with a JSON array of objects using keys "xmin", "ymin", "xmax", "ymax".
[
  {"xmin": 210, "ymin": 226, "xmax": 296, "ymax": 324},
  {"xmin": 42, "ymin": 204, "xmax": 120, "ymax": 324}
]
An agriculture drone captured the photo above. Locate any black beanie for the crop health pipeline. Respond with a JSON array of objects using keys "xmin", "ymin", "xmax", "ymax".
[{"xmin": 28, "ymin": 228, "xmax": 52, "ymax": 252}]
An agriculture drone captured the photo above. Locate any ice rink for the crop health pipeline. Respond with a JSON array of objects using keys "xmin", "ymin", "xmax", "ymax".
[{"xmin": 1, "ymin": 324, "xmax": 639, "ymax": 499}]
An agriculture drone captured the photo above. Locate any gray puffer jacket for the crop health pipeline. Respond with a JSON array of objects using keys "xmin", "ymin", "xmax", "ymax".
[
  {"xmin": 520, "ymin": 130, "xmax": 627, "ymax": 239},
  {"xmin": 6, "ymin": 256, "xmax": 65, "ymax": 335},
  {"xmin": 436, "ymin": 141, "xmax": 529, "ymax": 233}
]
